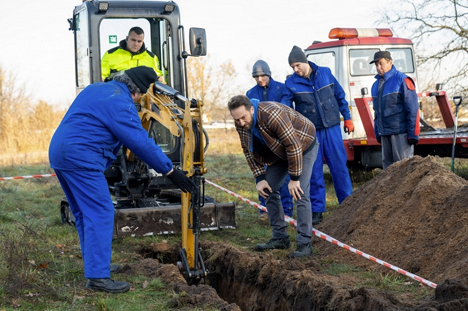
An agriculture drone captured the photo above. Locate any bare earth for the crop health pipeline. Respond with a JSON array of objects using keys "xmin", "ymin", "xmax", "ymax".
[{"xmin": 121, "ymin": 156, "xmax": 468, "ymax": 310}]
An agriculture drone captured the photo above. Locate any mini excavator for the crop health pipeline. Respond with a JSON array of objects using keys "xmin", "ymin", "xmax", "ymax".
[{"xmin": 59, "ymin": 0, "xmax": 236, "ymax": 285}]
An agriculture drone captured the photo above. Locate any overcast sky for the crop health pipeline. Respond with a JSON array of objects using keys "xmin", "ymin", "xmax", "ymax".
[{"xmin": 0, "ymin": 0, "xmax": 396, "ymax": 107}]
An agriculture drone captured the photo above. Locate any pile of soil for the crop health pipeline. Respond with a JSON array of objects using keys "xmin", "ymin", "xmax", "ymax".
[
  {"xmin": 317, "ymin": 156, "xmax": 468, "ymax": 283},
  {"xmin": 125, "ymin": 156, "xmax": 468, "ymax": 310}
]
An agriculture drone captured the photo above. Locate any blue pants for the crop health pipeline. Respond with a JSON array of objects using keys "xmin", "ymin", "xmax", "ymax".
[
  {"xmin": 55, "ymin": 169, "xmax": 114, "ymax": 279},
  {"xmin": 310, "ymin": 125, "xmax": 352, "ymax": 213},
  {"xmin": 256, "ymin": 173, "xmax": 293, "ymax": 217}
]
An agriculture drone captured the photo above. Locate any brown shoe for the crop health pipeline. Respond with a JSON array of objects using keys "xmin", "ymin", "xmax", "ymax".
[{"xmin": 258, "ymin": 213, "xmax": 269, "ymax": 221}]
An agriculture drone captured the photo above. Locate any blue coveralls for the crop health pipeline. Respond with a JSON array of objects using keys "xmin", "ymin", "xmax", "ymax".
[
  {"xmin": 49, "ymin": 81, "xmax": 173, "ymax": 279},
  {"xmin": 246, "ymin": 78, "xmax": 293, "ymax": 216},
  {"xmin": 281, "ymin": 61, "xmax": 353, "ymax": 213}
]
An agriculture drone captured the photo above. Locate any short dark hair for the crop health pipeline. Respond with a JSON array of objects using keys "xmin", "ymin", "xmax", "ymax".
[
  {"xmin": 228, "ymin": 95, "xmax": 252, "ymax": 111},
  {"xmin": 128, "ymin": 26, "xmax": 144, "ymax": 36}
]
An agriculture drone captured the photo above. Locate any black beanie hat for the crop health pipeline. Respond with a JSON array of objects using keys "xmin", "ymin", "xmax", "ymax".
[
  {"xmin": 252, "ymin": 60, "xmax": 271, "ymax": 77},
  {"xmin": 125, "ymin": 66, "xmax": 157, "ymax": 93},
  {"xmin": 288, "ymin": 45, "xmax": 308, "ymax": 65}
]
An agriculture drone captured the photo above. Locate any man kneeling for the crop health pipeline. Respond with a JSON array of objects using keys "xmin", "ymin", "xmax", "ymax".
[{"xmin": 228, "ymin": 95, "xmax": 318, "ymax": 258}]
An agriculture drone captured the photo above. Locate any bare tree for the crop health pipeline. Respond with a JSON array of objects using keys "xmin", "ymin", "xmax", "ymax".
[
  {"xmin": 381, "ymin": 0, "xmax": 468, "ymax": 100},
  {"xmin": 186, "ymin": 55, "xmax": 238, "ymax": 123}
]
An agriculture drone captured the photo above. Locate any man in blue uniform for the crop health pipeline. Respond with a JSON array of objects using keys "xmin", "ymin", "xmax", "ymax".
[
  {"xmin": 49, "ymin": 66, "xmax": 195, "ymax": 293},
  {"xmin": 246, "ymin": 60, "xmax": 293, "ymax": 221},
  {"xmin": 281, "ymin": 46, "xmax": 353, "ymax": 225},
  {"xmin": 370, "ymin": 51, "xmax": 420, "ymax": 169}
]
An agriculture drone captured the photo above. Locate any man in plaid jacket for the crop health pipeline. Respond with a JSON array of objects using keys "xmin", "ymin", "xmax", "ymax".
[{"xmin": 228, "ymin": 95, "xmax": 318, "ymax": 258}]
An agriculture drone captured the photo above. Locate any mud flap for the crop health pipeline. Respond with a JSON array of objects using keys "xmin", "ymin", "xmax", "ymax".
[{"xmin": 113, "ymin": 202, "xmax": 236, "ymax": 238}]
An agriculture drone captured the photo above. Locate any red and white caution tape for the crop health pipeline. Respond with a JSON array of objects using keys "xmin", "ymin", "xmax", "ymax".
[
  {"xmin": 205, "ymin": 179, "xmax": 438, "ymax": 289},
  {"xmin": 0, "ymin": 173, "xmax": 56, "ymax": 181}
]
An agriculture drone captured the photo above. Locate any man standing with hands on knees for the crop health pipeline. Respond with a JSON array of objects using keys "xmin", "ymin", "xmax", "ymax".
[{"xmin": 228, "ymin": 95, "xmax": 318, "ymax": 258}]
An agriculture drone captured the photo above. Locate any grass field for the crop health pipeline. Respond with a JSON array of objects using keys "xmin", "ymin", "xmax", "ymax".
[{"xmin": 1, "ymin": 128, "xmax": 467, "ymax": 310}]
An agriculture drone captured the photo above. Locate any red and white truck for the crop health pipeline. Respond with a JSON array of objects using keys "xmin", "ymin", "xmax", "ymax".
[{"xmin": 304, "ymin": 27, "xmax": 468, "ymax": 168}]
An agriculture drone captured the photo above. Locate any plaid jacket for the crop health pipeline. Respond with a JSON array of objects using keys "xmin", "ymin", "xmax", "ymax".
[{"xmin": 236, "ymin": 102, "xmax": 316, "ymax": 180}]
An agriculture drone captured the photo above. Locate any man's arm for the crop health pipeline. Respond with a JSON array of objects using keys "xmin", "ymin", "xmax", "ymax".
[
  {"xmin": 279, "ymin": 85, "xmax": 295, "ymax": 108},
  {"xmin": 402, "ymin": 78, "xmax": 420, "ymax": 140},
  {"xmin": 101, "ymin": 52, "xmax": 111, "ymax": 81},
  {"xmin": 331, "ymin": 74, "xmax": 351, "ymax": 120}
]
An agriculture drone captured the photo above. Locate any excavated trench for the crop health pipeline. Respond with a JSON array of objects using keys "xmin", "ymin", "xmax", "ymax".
[{"xmin": 123, "ymin": 157, "xmax": 468, "ymax": 310}]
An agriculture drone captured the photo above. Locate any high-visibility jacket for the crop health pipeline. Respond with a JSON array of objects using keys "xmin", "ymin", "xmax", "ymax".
[{"xmin": 101, "ymin": 40, "xmax": 163, "ymax": 80}]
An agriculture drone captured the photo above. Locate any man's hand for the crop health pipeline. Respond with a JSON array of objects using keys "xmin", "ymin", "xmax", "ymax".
[
  {"xmin": 376, "ymin": 136, "xmax": 381, "ymax": 144},
  {"xmin": 288, "ymin": 180, "xmax": 304, "ymax": 201},
  {"xmin": 344, "ymin": 120, "xmax": 354, "ymax": 134},
  {"xmin": 256, "ymin": 180, "xmax": 272, "ymax": 199},
  {"xmin": 166, "ymin": 169, "xmax": 196, "ymax": 193},
  {"xmin": 407, "ymin": 138, "xmax": 418, "ymax": 145}
]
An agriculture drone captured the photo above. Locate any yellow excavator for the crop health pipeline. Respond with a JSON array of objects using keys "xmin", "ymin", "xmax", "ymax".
[{"xmin": 59, "ymin": 0, "xmax": 236, "ymax": 285}]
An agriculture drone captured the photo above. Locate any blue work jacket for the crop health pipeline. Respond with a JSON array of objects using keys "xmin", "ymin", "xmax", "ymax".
[
  {"xmin": 371, "ymin": 65, "xmax": 420, "ymax": 140},
  {"xmin": 246, "ymin": 78, "xmax": 285, "ymax": 102},
  {"xmin": 281, "ymin": 61, "xmax": 350, "ymax": 130},
  {"xmin": 49, "ymin": 80, "xmax": 173, "ymax": 174}
]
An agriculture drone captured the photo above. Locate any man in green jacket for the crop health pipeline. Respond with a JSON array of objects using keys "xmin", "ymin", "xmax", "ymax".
[{"xmin": 101, "ymin": 26, "xmax": 164, "ymax": 82}]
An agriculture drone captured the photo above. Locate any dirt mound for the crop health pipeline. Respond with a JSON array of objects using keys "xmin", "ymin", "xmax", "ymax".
[
  {"xmin": 316, "ymin": 156, "xmax": 468, "ymax": 283},
  {"xmin": 122, "ymin": 257, "xmax": 239, "ymax": 310}
]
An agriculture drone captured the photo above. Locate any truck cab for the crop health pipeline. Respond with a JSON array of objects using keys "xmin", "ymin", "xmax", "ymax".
[
  {"xmin": 303, "ymin": 28, "xmax": 468, "ymax": 168},
  {"xmin": 305, "ymin": 28, "xmax": 418, "ymax": 142}
]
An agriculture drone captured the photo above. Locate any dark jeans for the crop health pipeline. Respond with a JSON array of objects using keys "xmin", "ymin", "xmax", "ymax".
[{"xmin": 265, "ymin": 143, "xmax": 318, "ymax": 245}]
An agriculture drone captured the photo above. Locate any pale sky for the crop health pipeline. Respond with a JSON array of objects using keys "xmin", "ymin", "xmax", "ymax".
[{"xmin": 0, "ymin": 0, "xmax": 395, "ymax": 107}]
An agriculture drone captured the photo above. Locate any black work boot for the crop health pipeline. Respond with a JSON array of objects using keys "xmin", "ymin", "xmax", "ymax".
[
  {"xmin": 110, "ymin": 264, "xmax": 121, "ymax": 274},
  {"xmin": 255, "ymin": 237, "xmax": 290, "ymax": 251},
  {"xmin": 312, "ymin": 212, "xmax": 323, "ymax": 225},
  {"xmin": 86, "ymin": 278, "xmax": 130, "ymax": 293},
  {"xmin": 288, "ymin": 242, "xmax": 313, "ymax": 258}
]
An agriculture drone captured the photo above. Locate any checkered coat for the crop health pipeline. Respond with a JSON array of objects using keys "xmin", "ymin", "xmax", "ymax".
[{"xmin": 236, "ymin": 102, "xmax": 316, "ymax": 181}]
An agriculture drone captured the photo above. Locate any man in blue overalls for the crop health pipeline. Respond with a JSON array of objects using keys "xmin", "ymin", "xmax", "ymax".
[{"xmin": 49, "ymin": 67, "xmax": 195, "ymax": 293}]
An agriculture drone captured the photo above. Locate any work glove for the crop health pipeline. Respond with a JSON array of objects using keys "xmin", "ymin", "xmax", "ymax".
[
  {"xmin": 407, "ymin": 138, "xmax": 419, "ymax": 146},
  {"xmin": 167, "ymin": 169, "xmax": 196, "ymax": 193},
  {"xmin": 376, "ymin": 136, "xmax": 381, "ymax": 144},
  {"xmin": 344, "ymin": 120, "xmax": 354, "ymax": 134}
]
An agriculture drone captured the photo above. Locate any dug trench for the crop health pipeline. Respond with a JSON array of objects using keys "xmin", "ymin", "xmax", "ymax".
[{"xmin": 119, "ymin": 156, "xmax": 468, "ymax": 310}]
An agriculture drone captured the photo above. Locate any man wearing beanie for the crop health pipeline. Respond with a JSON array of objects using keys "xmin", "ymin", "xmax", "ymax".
[
  {"xmin": 246, "ymin": 60, "xmax": 293, "ymax": 222},
  {"xmin": 49, "ymin": 66, "xmax": 195, "ymax": 293},
  {"xmin": 281, "ymin": 45, "xmax": 353, "ymax": 226}
]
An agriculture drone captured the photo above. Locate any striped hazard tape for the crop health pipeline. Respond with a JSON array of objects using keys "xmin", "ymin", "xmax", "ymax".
[
  {"xmin": 0, "ymin": 173, "xmax": 56, "ymax": 181},
  {"xmin": 205, "ymin": 179, "xmax": 438, "ymax": 289}
]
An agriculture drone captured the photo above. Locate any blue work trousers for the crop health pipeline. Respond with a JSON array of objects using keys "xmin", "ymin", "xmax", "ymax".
[
  {"xmin": 55, "ymin": 169, "xmax": 114, "ymax": 279},
  {"xmin": 265, "ymin": 143, "xmax": 318, "ymax": 245},
  {"xmin": 256, "ymin": 172, "xmax": 293, "ymax": 217},
  {"xmin": 310, "ymin": 125, "xmax": 352, "ymax": 213}
]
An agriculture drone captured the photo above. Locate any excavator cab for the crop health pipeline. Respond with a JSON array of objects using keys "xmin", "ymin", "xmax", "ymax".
[{"xmin": 61, "ymin": 0, "xmax": 236, "ymax": 285}]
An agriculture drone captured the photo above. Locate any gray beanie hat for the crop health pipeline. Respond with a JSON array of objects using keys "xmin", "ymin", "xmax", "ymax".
[
  {"xmin": 125, "ymin": 66, "xmax": 157, "ymax": 93},
  {"xmin": 288, "ymin": 45, "xmax": 308, "ymax": 65},
  {"xmin": 252, "ymin": 60, "xmax": 271, "ymax": 77}
]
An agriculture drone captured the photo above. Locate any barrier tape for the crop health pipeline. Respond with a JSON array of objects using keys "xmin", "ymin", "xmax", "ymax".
[
  {"xmin": 1, "ymin": 173, "xmax": 438, "ymax": 288},
  {"xmin": 205, "ymin": 179, "xmax": 438, "ymax": 289},
  {"xmin": 0, "ymin": 173, "xmax": 56, "ymax": 181}
]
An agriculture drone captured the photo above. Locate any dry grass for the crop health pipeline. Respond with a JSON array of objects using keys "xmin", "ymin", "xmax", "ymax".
[{"xmin": 205, "ymin": 128, "xmax": 242, "ymax": 155}]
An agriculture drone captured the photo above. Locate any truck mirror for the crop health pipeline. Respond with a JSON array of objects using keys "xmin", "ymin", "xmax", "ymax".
[
  {"xmin": 189, "ymin": 28, "xmax": 207, "ymax": 57},
  {"xmin": 436, "ymin": 83, "xmax": 444, "ymax": 91},
  {"xmin": 361, "ymin": 87, "xmax": 368, "ymax": 96}
]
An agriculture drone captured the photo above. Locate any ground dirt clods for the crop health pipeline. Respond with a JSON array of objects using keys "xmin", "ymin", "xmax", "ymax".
[{"xmin": 127, "ymin": 156, "xmax": 468, "ymax": 310}]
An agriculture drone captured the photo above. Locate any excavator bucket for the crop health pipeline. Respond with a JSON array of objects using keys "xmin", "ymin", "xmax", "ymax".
[
  {"xmin": 60, "ymin": 197, "xmax": 236, "ymax": 237},
  {"xmin": 113, "ymin": 201, "xmax": 236, "ymax": 238}
]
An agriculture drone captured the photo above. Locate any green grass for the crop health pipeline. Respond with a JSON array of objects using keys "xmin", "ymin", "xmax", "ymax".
[{"xmin": 2, "ymin": 154, "xmax": 468, "ymax": 309}]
